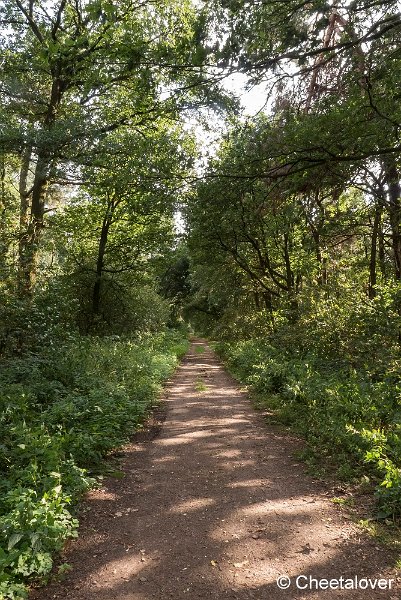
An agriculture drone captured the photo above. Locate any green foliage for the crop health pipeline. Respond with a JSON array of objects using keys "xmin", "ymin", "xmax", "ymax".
[
  {"xmin": 217, "ymin": 315, "xmax": 401, "ymax": 520},
  {"xmin": 0, "ymin": 0, "xmax": 400, "ymax": 595},
  {"xmin": 358, "ymin": 428, "xmax": 401, "ymax": 519},
  {"xmin": 0, "ymin": 330, "xmax": 187, "ymax": 597},
  {"xmin": 68, "ymin": 274, "xmax": 172, "ymax": 336},
  {"xmin": 194, "ymin": 379, "xmax": 207, "ymax": 392}
]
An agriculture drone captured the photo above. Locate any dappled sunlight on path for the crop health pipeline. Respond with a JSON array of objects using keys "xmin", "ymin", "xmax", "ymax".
[{"xmin": 30, "ymin": 341, "xmax": 399, "ymax": 600}]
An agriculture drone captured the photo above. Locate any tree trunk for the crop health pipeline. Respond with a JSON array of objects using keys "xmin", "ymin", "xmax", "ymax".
[
  {"xmin": 378, "ymin": 217, "xmax": 386, "ymax": 278},
  {"xmin": 312, "ymin": 229, "xmax": 328, "ymax": 286},
  {"xmin": 18, "ymin": 74, "xmax": 65, "ymax": 294},
  {"xmin": 18, "ymin": 153, "xmax": 50, "ymax": 294},
  {"xmin": 0, "ymin": 153, "xmax": 8, "ymax": 263},
  {"xmin": 384, "ymin": 159, "xmax": 401, "ymax": 344},
  {"xmin": 283, "ymin": 231, "xmax": 298, "ymax": 322},
  {"xmin": 385, "ymin": 160, "xmax": 401, "ymax": 281},
  {"xmin": 92, "ymin": 200, "xmax": 115, "ymax": 319},
  {"xmin": 262, "ymin": 290, "xmax": 273, "ymax": 313},
  {"xmin": 18, "ymin": 146, "xmax": 34, "ymax": 293},
  {"xmin": 368, "ymin": 203, "xmax": 382, "ymax": 299}
]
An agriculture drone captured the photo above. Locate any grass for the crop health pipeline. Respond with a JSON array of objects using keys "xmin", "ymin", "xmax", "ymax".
[
  {"xmin": 331, "ymin": 496, "xmax": 355, "ymax": 507},
  {"xmin": 194, "ymin": 379, "xmax": 207, "ymax": 392}
]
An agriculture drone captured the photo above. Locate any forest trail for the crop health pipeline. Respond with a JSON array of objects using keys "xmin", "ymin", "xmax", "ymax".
[{"xmin": 30, "ymin": 341, "xmax": 398, "ymax": 600}]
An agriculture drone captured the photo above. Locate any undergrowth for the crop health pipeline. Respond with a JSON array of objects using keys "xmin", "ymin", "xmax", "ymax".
[
  {"xmin": 214, "ymin": 338, "xmax": 401, "ymax": 522},
  {"xmin": 0, "ymin": 330, "xmax": 188, "ymax": 599}
]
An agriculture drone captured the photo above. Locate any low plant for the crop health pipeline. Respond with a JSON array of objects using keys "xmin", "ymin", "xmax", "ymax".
[
  {"xmin": 216, "ymin": 337, "xmax": 401, "ymax": 521},
  {"xmin": 0, "ymin": 329, "xmax": 188, "ymax": 598}
]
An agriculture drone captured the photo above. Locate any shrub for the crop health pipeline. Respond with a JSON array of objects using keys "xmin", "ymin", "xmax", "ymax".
[{"xmin": 217, "ymin": 337, "xmax": 401, "ymax": 520}]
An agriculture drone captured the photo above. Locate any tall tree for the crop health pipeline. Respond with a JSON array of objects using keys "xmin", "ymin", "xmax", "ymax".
[
  {"xmin": 52, "ymin": 122, "xmax": 194, "ymax": 331},
  {"xmin": 0, "ymin": 0, "xmax": 214, "ymax": 293}
]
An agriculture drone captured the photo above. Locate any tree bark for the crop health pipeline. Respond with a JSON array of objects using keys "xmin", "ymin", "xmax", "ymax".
[
  {"xmin": 383, "ymin": 159, "xmax": 401, "ymax": 344},
  {"xmin": 283, "ymin": 231, "xmax": 298, "ymax": 321},
  {"xmin": 368, "ymin": 203, "xmax": 382, "ymax": 299},
  {"xmin": 17, "ymin": 145, "xmax": 34, "ymax": 294},
  {"xmin": 18, "ymin": 152, "xmax": 51, "ymax": 294},
  {"xmin": 18, "ymin": 67, "xmax": 66, "ymax": 294},
  {"xmin": 0, "ymin": 153, "xmax": 8, "ymax": 262},
  {"xmin": 92, "ymin": 199, "xmax": 115, "ymax": 319},
  {"xmin": 378, "ymin": 216, "xmax": 386, "ymax": 278},
  {"xmin": 384, "ymin": 159, "xmax": 401, "ymax": 281}
]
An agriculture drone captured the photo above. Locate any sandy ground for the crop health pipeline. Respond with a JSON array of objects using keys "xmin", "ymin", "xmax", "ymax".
[{"xmin": 30, "ymin": 340, "xmax": 400, "ymax": 600}]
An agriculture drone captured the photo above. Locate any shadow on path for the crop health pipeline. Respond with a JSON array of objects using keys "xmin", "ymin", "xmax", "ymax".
[{"xmin": 30, "ymin": 341, "xmax": 399, "ymax": 600}]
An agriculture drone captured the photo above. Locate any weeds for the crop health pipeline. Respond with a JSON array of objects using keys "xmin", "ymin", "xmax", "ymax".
[
  {"xmin": 194, "ymin": 379, "xmax": 207, "ymax": 392},
  {"xmin": 0, "ymin": 330, "xmax": 188, "ymax": 598},
  {"xmin": 216, "ymin": 339, "xmax": 401, "ymax": 522}
]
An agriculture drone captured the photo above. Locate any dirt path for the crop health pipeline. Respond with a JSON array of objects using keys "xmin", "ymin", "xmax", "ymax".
[{"xmin": 30, "ymin": 341, "xmax": 399, "ymax": 600}]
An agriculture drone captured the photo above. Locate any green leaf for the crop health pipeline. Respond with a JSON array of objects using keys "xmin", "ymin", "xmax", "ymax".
[{"xmin": 7, "ymin": 533, "xmax": 24, "ymax": 551}]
